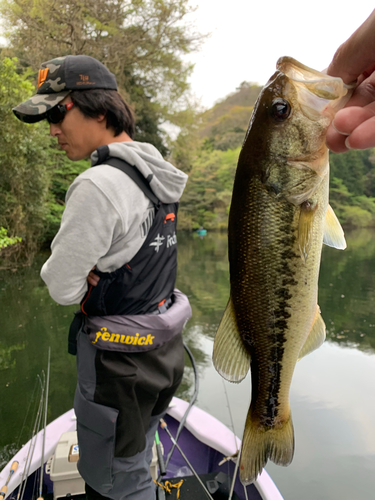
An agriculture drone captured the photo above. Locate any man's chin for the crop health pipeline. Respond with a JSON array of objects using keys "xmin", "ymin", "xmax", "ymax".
[{"xmin": 66, "ymin": 151, "xmax": 86, "ymax": 161}]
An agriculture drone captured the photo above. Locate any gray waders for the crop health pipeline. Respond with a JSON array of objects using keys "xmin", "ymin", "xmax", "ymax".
[{"xmin": 74, "ymin": 290, "xmax": 191, "ymax": 500}]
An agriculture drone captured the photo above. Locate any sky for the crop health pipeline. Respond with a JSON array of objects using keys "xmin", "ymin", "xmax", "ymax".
[
  {"xmin": 185, "ymin": 1, "xmax": 375, "ymax": 109},
  {"xmin": 0, "ymin": 1, "xmax": 373, "ymax": 112}
]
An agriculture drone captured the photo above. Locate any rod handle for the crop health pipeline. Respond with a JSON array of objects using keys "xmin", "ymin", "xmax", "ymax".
[
  {"xmin": 10, "ymin": 462, "xmax": 19, "ymax": 474},
  {"xmin": 159, "ymin": 418, "xmax": 167, "ymax": 430},
  {"xmin": 1, "ymin": 485, "xmax": 8, "ymax": 496}
]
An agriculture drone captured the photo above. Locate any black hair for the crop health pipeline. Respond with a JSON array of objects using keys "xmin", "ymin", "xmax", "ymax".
[{"xmin": 69, "ymin": 89, "xmax": 135, "ymax": 138}]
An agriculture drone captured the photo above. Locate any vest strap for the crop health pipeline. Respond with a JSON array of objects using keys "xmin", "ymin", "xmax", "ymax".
[{"xmin": 93, "ymin": 146, "xmax": 159, "ymax": 206}]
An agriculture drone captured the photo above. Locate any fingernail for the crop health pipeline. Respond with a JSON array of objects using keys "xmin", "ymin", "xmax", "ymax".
[
  {"xmin": 332, "ymin": 121, "xmax": 350, "ymax": 136},
  {"xmin": 344, "ymin": 137, "xmax": 352, "ymax": 150}
]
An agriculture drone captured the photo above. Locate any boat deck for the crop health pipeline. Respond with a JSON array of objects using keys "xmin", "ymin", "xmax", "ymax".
[{"xmin": 159, "ymin": 413, "xmax": 262, "ymax": 499}]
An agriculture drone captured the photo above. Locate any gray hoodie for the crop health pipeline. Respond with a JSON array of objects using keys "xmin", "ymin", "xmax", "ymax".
[{"xmin": 40, "ymin": 141, "xmax": 188, "ymax": 305}]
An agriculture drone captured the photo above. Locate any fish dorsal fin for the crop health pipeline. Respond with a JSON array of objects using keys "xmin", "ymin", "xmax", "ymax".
[
  {"xmin": 323, "ymin": 204, "xmax": 346, "ymax": 249},
  {"xmin": 298, "ymin": 306, "xmax": 326, "ymax": 361},
  {"xmin": 213, "ymin": 296, "xmax": 250, "ymax": 382}
]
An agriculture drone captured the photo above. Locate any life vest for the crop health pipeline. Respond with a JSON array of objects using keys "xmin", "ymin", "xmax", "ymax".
[
  {"xmin": 68, "ymin": 146, "xmax": 192, "ymax": 356},
  {"xmin": 80, "ymin": 145, "xmax": 178, "ymax": 317}
]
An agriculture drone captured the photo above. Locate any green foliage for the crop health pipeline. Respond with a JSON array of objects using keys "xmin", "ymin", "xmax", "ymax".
[
  {"xmin": 2, "ymin": 38, "xmax": 375, "ymax": 270},
  {"xmin": 174, "ymin": 82, "xmax": 261, "ymax": 230},
  {"xmin": 176, "ymin": 82, "xmax": 375, "ymax": 231},
  {"xmin": 179, "ymin": 147, "xmax": 240, "ymax": 230},
  {"xmin": 0, "ymin": 0, "xmax": 204, "ymax": 151},
  {"xmin": 0, "ymin": 341, "xmax": 25, "ymax": 370},
  {"xmin": 0, "ymin": 57, "xmax": 51, "ymax": 260},
  {"xmin": 168, "ymin": 103, "xmax": 204, "ymax": 173},
  {"xmin": 0, "ymin": 0, "xmax": 205, "ymax": 262},
  {"xmin": 198, "ymin": 82, "xmax": 261, "ymax": 152},
  {"xmin": 43, "ymin": 151, "xmax": 89, "ymax": 243},
  {"xmin": 341, "ymin": 205, "xmax": 374, "ymax": 227},
  {"xmin": 330, "ymin": 149, "xmax": 374, "ymax": 197},
  {"xmin": 0, "ymin": 227, "xmax": 22, "ymax": 250},
  {"xmin": 200, "ymin": 105, "xmax": 251, "ymax": 151},
  {"xmin": 329, "ymin": 152, "xmax": 375, "ymax": 228}
]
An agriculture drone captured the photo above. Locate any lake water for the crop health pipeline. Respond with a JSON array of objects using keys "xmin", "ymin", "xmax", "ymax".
[{"xmin": 1, "ymin": 229, "xmax": 375, "ymax": 500}]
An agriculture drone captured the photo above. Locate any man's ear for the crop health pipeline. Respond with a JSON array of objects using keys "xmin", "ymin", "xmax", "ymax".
[{"xmin": 97, "ymin": 114, "xmax": 106, "ymax": 123}]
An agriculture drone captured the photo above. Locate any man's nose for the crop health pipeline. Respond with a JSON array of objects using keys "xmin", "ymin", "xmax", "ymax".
[{"xmin": 50, "ymin": 123, "xmax": 61, "ymax": 137}]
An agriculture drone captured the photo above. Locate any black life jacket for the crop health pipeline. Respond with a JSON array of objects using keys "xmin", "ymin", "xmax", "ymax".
[{"xmin": 79, "ymin": 145, "xmax": 178, "ymax": 317}]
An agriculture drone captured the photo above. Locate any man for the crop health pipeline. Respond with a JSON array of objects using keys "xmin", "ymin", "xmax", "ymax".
[{"xmin": 13, "ymin": 55, "xmax": 191, "ymax": 500}]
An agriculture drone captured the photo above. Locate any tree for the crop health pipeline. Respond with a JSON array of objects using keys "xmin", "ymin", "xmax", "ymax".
[
  {"xmin": 179, "ymin": 147, "xmax": 240, "ymax": 230},
  {"xmin": 0, "ymin": 57, "xmax": 52, "ymax": 262},
  {"xmin": 0, "ymin": 0, "xmax": 203, "ymax": 150}
]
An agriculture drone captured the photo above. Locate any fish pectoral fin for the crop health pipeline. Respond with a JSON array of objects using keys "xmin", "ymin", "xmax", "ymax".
[
  {"xmin": 298, "ymin": 306, "xmax": 326, "ymax": 361},
  {"xmin": 323, "ymin": 204, "xmax": 346, "ymax": 250},
  {"xmin": 213, "ymin": 296, "xmax": 250, "ymax": 383},
  {"xmin": 298, "ymin": 204, "xmax": 316, "ymax": 262}
]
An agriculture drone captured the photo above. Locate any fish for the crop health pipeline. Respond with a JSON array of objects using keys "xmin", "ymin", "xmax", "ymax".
[{"xmin": 212, "ymin": 57, "xmax": 353, "ymax": 485}]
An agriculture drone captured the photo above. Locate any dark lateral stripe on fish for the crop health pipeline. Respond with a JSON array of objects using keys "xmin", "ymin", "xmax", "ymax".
[{"xmin": 258, "ymin": 207, "xmax": 297, "ymax": 426}]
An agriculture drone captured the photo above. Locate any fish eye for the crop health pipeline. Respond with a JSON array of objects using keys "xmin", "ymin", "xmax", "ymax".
[{"xmin": 271, "ymin": 99, "xmax": 291, "ymax": 122}]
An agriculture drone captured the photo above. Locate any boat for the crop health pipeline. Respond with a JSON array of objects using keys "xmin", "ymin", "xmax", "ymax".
[
  {"xmin": 0, "ymin": 396, "xmax": 284, "ymax": 500},
  {"xmin": 196, "ymin": 227, "xmax": 207, "ymax": 236}
]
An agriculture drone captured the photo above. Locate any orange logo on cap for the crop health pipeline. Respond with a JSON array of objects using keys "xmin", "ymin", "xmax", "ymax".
[{"xmin": 38, "ymin": 68, "xmax": 49, "ymax": 88}]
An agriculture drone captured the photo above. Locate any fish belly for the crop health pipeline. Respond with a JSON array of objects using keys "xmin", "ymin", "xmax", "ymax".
[{"xmin": 229, "ymin": 176, "xmax": 327, "ymax": 483}]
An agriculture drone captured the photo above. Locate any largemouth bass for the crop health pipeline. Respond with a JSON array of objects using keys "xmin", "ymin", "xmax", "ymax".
[{"xmin": 213, "ymin": 57, "xmax": 353, "ymax": 485}]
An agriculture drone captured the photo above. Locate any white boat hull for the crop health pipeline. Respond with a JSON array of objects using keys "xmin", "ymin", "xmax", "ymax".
[{"xmin": 0, "ymin": 397, "xmax": 283, "ymax": 500}]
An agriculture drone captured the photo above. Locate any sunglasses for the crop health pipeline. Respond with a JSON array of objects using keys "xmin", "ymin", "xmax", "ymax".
[{"xmin": 46, "ymin": 102, "xmax": 74, "ymax": 124}]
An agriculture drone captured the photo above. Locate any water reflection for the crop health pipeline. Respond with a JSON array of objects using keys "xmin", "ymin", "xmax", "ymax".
[
  {"xmin": 1, "ymin": 230, "xmax": 375, "ymax": 500},
  {"xmin": 319, "ymin": 228, "xmax": 375, "ymax": 353},
  {"xmin": 176, "ymin": 229, "xmax": 375, "ymax": 500},
  {"xmin": 0, "ymin": 253, "xmax": 77, "ymax": 467},
  {"xmin": 177, "ymin": 229, "xmax": 375, "ymax": 354}
]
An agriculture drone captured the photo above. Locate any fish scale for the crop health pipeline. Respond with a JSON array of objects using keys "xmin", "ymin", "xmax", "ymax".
[
  {"xmin": 233, "ymin": 189, "xmax": 303, "ymax": 424},
  {"xmin": 213, "ymin": 56, "xmax": 352, "ymax": 485}
]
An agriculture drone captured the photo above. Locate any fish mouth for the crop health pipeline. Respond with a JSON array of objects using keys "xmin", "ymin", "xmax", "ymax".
[
  {"xmin": 277, "ymin": 56, "xmax": 352, "ymax": 97},
  {"xmin": 276, "ymin": 56, "xmax": 353, "ymax": 119}
]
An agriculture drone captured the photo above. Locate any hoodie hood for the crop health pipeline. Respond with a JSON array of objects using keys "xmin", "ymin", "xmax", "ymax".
[{"xmin": 91, "ymin": 141, "xmax": 188, "ymax": 203}]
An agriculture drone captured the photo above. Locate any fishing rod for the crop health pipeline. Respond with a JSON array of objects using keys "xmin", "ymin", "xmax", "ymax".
[
  {"xmin": 17, "ymin": 375, "xmax": 45, "ymax": 500},
  {"xmin": 159, "ymin": 419, "xmax": 215, "ymax": 500},
  {"xmin": 159, "ymin": 343, "xmax": 248, "ymax": 500},
  {"xmin": 155, "ymin": 431, "xmax": 166, "ymax": 477},
  {"xmin": 0, "ymin": 462, "xmax": 19, "ymax": 499},
  {"xmin": 162, "ymin": 342, "xmax": 199, "ymax": 474},
  {"xmin": 220, "ymin": 381, "xmax": 249, "ymax": 500},
  {"xmin": 37, "ymin": 348, "xmax": 51, "ymax": 500},
  {"xmin": 228, "ymin": 444, "xmax": 242, "ymax": 500},
  {"xmin": 221, "ymin": 379, "xmax": 239, "ymax": 455},
  {"xmin": 221, "ymin": 379, "xmax": 243, "ymax": 500}
]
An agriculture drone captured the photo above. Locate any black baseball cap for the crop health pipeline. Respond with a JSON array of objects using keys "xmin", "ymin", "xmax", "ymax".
[{"xmin": 13, "ymin": 55, "xmax": 118, "ymax": 123}]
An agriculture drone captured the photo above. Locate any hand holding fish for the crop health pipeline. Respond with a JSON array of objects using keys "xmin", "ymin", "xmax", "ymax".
[{"xmin": 326, "ymin": 9, "xmax": 375, "ymax": 152}]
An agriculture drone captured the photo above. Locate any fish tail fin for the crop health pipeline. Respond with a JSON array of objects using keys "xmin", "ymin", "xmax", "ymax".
[{"xmin": 240, "ymin": 409, "xmax": 295, "ymax": 485}]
